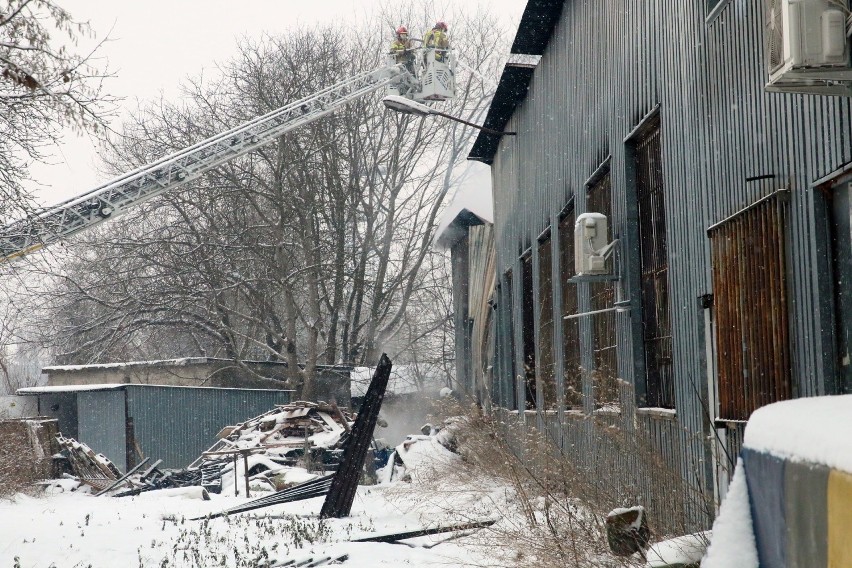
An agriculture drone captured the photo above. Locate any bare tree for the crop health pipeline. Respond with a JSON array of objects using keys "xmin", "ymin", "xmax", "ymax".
[
  {"xmin": 0, "ymin": 0, "xmax": 114, "ymax": 222},
  {"xmin": 21, "ymin": 8, "xmax": 508, "ymax": 399}
]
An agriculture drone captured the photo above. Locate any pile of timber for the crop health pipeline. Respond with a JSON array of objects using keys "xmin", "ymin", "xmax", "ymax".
[{"xmin": 56, "ymin": 436, "xmax": 121, "ymax": 491}]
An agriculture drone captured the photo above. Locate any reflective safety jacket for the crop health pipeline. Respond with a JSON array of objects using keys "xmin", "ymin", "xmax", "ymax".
[
  {"xmin": 390, "ymin": 38, "xmax": 411, "ymax": 53},
  {"xmin": 424, "ymin": 29, "xmax": 449, "ymax": 49}
]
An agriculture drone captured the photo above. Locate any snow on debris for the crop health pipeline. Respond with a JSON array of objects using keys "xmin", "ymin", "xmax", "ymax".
[
  {"xmin": 742, "ymin": 394, "xmax": 852, "ymax": 473},
  {"xmin": 0, "ymin": 420, "xmax": 496, "ymax": 568},
  {"xmin": 381, "ymin": 417, "xmax": 462, "ymax": 484},
  {"xmin": 701, "ymin": 458, "xmax": 759, "ymax": 568},
  {"xmin": 645, "ymin": 531, "xmax": 710, "ymax": 567}
]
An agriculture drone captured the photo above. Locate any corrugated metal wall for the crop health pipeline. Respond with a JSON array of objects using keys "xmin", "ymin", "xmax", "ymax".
[
  {"xmin": 126, "ymin": 386, "xmax": 290, "ymax": 469},
  {"xmin": 37, "ymin": 392, "xmax": 78, "ymax": 440},
  {"xmin": 489, "ymin": 0, "xmax": 851, "ymax": 531},
  {"xmin": 78, "ymin": 390, "xmax": 127, "ymax": 470}
]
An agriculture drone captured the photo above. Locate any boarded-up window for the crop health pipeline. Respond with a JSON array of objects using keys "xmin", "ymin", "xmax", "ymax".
[
  {"xmin": 521, "ymin": 255, "xmax": 537, "ymax": 409},
  {"xmin": 709, "ymin": 192, "xmax": 791, "ymax": 421},
  {"xmin": 587, "ymin": 172, "xmax": 619, "ymax": 404},
  {"xmin": 559, "ymin": 209, "xmax": 583, "ymax": 407},
  {"xmin": 538, "ymin": 235, "xmax": 557, "ymax": 409},
  {"xmin": 636, "ymin": 118, "xmax": 674, "ymax": 408}
]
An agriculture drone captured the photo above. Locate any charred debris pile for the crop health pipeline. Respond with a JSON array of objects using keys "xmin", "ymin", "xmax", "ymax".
[{"xmin": 52, "ymin": 400, "xmax": 396, "ymax": 498}]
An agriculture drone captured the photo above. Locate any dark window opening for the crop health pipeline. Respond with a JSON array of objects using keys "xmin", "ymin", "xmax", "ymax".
[
  {"xmin": 829, "ymin": 181, "xmax": 852, "ymax": 393},
  {"xmin": 559, "ymin": 209, "xmax": 583, "ymax": 408},
  {"xmin": 635, "ymin": 117, "xmax": 674, "ymax": 409},
  {"xmin": 451, "ymin": 233, "xmax": 472, "ymax": 396},
  {"xmin": 503, "ymin": 272, "xmax": 518, "ymax": 410},
  {"xmin": 709, "ymin": 191, "xmax": 791, "ymax": 420},
  {"xmin": 587, "ymin": 172, "xmax": 619, "ymax": 405},
  {"xmin": 538, "ymin": 236, "xmax": 557, "ymax": 410},
  {"xmin": 521, "ymin": 255, "xmax": 537, "ymax": 409}
]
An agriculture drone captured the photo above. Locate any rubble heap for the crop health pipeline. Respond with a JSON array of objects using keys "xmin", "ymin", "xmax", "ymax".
[
  {"xmin": 194, "ymin": 401, "xmax": 354, "ymax": 469},
  {"xmin": 52, "ymin": 401, "xmax": 392, "ymax": 497},
  {"xmin": 106, "ymin": 402, "xmax": 363, "ymax": 496}
]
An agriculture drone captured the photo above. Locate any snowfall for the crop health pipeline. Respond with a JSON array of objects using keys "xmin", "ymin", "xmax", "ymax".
[
  {"xmin": 10, "ymin": 395, "xmax": 844, "ymax": 567},
  {"xmin": 0, "ymin": 436, "xmax": 503, "ymax": 568}
]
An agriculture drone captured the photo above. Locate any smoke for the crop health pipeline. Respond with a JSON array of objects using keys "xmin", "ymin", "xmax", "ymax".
[{"xmin": 375, "ymin": 389, "xmax": 445, "ymax": 448}]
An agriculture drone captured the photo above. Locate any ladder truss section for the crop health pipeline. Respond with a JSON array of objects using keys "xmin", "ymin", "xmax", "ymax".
[{"xmin": 0, "ymin": 65, "xmax": 407, "ymax": 262}]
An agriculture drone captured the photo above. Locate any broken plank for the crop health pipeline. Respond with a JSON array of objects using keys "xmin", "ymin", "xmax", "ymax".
[
  {"xmin": 95, "ymin": 457, "xmax": 151, "ymax": 496},
  {"xmin": 351, "ymin": 519, "xmax": 497, "ymax": 543}
]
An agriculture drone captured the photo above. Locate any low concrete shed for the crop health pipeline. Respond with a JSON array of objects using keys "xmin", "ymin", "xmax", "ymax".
[
  {"xmin": 17, "ymin": 384, "xmax": 292, "ymax": 472},
  {"xmin": 40, "ymin": 358, "xmax": 352, "ymax": 404}
]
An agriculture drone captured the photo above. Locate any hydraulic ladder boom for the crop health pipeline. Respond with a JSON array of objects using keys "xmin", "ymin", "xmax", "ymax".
[{"xmin": 0, "ymin": 64, "xmax": 412, "ymax": 262}]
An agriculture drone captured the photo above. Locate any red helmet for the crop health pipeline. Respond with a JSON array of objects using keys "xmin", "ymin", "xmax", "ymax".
[
  {"xmin": 396, "ymin": 25, "xmax": 408, "ymax": 35},
  {"xmin": 435, "ymin": 21, "xmax": 447, "ymax": 31}
]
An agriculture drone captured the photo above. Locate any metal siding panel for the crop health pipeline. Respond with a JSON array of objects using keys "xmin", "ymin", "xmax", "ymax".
[
  {"xmin": 126, "ymin": 386, "xmax": 290, "ymax": 468},
  {"xmin": 486, "ymin": 0, "xmax": 852, "ymax": 531},
  {"xmin": 77, "ymin": 390, "xmax": 127, "ymax": 471}
]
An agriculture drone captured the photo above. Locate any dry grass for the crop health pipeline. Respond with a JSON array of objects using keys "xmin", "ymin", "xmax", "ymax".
[
  {"xmin": 402, "ymin": 395, "xmax": 713, "ymax": 567},
  {"xmin": 0, "ymin": 419, "xmax": 59, "ymax": 498}
]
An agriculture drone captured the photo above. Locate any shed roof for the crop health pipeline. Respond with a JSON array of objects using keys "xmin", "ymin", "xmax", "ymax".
[
  {"xmin": 510, "ymin": 0, "xmax": 567, "ymax": 55},
  {"xmin": 468, "ymin": 0, "xmax": 565, "ymax": 165},
  {"xmin": 350, "ymin": 364, "xmax": 447, "ymax": 397},
  {"xmin": 435, "ymin": 161, "xmax": 494, "ymax": 249},
  {"xmin": 467, "ymin": 63, "xmax": 536, "ymax": 165}
]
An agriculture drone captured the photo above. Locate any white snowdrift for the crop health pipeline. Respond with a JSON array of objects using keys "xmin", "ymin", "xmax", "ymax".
[{"xmin": 701, "ymin": 458, "xmax": 758, "ymax": 567}]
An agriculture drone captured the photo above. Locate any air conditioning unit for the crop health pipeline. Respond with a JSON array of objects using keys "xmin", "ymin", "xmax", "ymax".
[
  {"xmin": 574, "ymin": 213, "xmax": 617, "ymax": 277},
  {"xmin": 765, "ymin": 0, "xmax": 852, "ymax": 96}
]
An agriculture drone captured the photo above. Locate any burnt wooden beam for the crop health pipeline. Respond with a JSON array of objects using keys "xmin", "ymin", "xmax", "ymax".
[{"xmin": 320, "ymin": 354, "xmax": 392, "ymax": 519}]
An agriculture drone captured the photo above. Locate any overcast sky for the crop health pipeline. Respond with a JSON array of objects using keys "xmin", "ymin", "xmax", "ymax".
[{"xmin": 26, "ymin": 0, "xmax": 525, "ymax": 207}]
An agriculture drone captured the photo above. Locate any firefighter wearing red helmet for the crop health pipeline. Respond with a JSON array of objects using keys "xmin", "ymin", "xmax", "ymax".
[
  {"xmin": 424, "ymin": 21, "xmax": 449, "ymax": 62},
  {"xmin": 390, "ymin": 25, "xmax": 414, "ymax": 73}
]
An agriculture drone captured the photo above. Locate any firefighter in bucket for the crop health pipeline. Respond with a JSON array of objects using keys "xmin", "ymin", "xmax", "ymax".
[
  {"xmin": 423, "ymin": 21, "xmax": 449, "ymax": 62},
  {"xmin": 390, "ymin": 25, "xmax": 415, "ymax": 75}
]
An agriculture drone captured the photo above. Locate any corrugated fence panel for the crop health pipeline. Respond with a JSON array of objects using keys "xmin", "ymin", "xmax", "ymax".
[
  {"xmin": 126, "ymin": 386, "xmax": 290, "ymax": 468},
  {"xmin": 78, "ymin": 390, "xmax": 127, "ymax": 471}
]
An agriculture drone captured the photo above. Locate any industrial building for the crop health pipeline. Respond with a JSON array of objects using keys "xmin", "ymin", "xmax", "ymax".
[{"xmin": 440, "ymin": 0, "xmax": 852, "ymax": 531}]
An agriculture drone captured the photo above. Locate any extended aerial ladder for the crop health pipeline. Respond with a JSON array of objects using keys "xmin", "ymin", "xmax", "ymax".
[{"xmin": 0, "ymin": 47, "xmax": 456, "ymax": 263}]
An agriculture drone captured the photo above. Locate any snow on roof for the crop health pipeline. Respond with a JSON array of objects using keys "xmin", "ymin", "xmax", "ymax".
[
  {"xmin": 434, "ymin": 161, "xmax": 493, "ymax": 249},
  {"xmin": 351, "ymin": 364, "xmax": 448, "ymax": 398},
  {"xmin": 17, "ymin": 384, "xmax": 295, "ymax": 395},
  {"xmin": 42, "ymin": 357, "xmax": 214, "ymax": 372},
  {"xmin": 42, "ymin": 358, "xmax": 351, "ymax": 373},
  {"xmin": 743, "ymin": 394, "xmax": 852, "ymax": 473},
  {"xmin": 17, "ymin": 384, "xmax": 129, "ymax": 394}
]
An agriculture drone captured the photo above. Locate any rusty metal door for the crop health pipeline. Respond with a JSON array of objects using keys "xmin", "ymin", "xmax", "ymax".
[{"xmin": 708, "ymin": 190, "xmax": 792, "ymax": 421}]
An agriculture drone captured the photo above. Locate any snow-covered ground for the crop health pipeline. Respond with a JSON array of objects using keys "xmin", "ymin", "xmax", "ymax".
[{"xmin": 0, "ymin": 448, "xmax": 500, "ymax": 567}]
